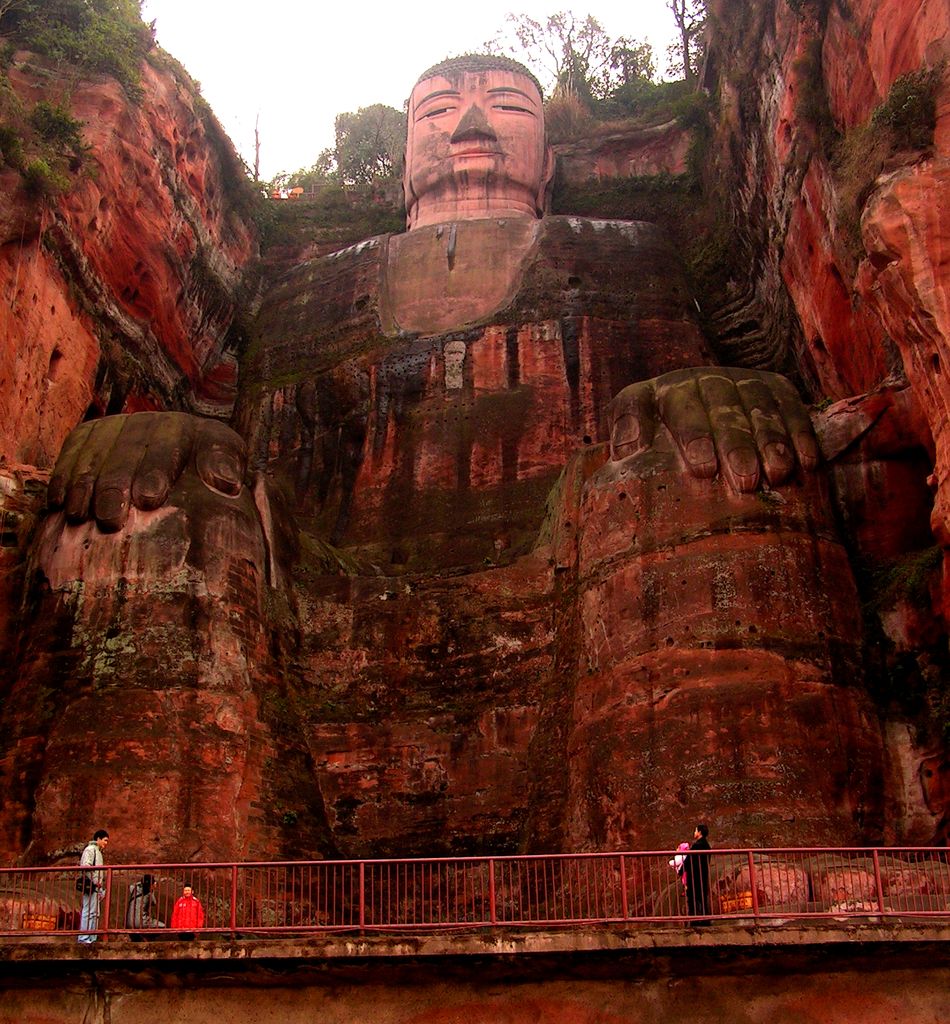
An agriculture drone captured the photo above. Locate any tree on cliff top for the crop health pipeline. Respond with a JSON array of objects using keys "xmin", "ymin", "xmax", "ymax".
[
  {"xmin": 265, "ymin": 104, "xmax": 405, "ymax": 196},
  {"xmin": 488, "ymin": 11, "xmax": 655, "ymax": 109},
  {"xmin": 333, "ymin": 104, "xmax": 406, "ymax": 187},
  {"xmin": 666, "ymin": 0, "xmax": 706, "ymax": 83},
  {"xmin": 500, "ymin": 12, "xmax": 610, "ymax": 105}
]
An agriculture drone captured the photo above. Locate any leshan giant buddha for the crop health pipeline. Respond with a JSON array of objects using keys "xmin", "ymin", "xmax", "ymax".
[{"xmin": 0, "ymin": 56, "xmax": 886, "ymax": 864}]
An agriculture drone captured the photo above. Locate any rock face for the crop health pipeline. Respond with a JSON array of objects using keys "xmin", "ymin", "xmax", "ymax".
[
  {"xmin": 0, "ymin": 51, "xmax": 256, "ymax": 471},
  {"xmin": 0, "ymin": 4, "xmax": 949, "ymax": 868},
  {"xmin": 553, "ymin": 121, "xmax": 691, "ymax": 183},
  {"xmin": 704, "ymin": 0, "xmax": 948, "ymax": 558}
]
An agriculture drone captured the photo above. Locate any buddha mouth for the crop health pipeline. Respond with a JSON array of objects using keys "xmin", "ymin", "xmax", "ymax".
[{"xmin": 451, "ymin": 146, "xmax": 502, "ymax": 158}]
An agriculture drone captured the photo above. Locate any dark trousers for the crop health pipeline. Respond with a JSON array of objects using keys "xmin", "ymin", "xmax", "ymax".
[{"xmin": 687, "ymin": 880, "xmax": 710, "ymax": 923}]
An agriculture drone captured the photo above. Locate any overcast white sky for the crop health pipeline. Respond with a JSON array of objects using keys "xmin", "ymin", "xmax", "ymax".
[{"xmin": 139, "ymin": 2, "xmax": 680, "ymax": 181}]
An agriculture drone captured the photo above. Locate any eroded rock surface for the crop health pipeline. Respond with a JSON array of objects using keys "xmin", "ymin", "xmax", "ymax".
[
  {"xmin": 0, "ymin": 52, "xmax": 256, "ymax": 471},
  {"xmin": 704, "ymin": 0, "xmax": 949, "ymax": 845}
]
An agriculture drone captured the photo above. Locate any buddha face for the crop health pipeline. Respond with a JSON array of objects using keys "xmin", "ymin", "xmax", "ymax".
[{"xmin": 405, "ymin": 66, "xmax": 554, "ymax": 229}]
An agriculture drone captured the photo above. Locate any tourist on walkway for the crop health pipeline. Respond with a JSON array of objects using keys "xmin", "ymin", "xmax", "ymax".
[
  {"xmin": 77, "ymin": 828, "xmax": 109, "ymax": 944},
  {"xmin": 685, "ymin": 823, "xmax": 711, "ymax": 925},
  {"xmin": 126, "ymin": 874, "xmax": 166, "ymax": 939},
  {"xmin": 170, "ymin": 884, "xmax": 205, "ymax": 939}
]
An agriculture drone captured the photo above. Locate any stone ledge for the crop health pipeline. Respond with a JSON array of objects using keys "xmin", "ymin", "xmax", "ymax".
[{"xmin": 2, "ymin": 919, "xmax": 948, "ymax": 968}]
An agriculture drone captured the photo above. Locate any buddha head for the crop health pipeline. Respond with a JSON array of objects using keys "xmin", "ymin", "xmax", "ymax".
[{"xmin": 404, "ymin": 54, "xmax": 556, "ymax": 230}]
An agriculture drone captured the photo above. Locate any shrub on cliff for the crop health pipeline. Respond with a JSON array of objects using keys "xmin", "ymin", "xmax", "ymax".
[
  {"xmin": 21, "ymin": 156, "xmax": 68, "ymax": 197},
  {"xmin": 544, "ymin": 93, "xmax": 595, "ymax": 142},
  {"xmin": 793, "ymin": 37, "xmax": 837, "ymax": 153},
  {"xmin": 0, "ymin": 122, "xmax": 22, "ymax": 168},
  {"xmin": 0, "ymin": 83, "xmax": 85, "ymax": 191},
  {"xmin": 28, "ymin": 100, "xmax": 83, "ymax": 157},
  {"xmin": 870, "ymin": 66, "xmax": 941, "ymax": 152}
]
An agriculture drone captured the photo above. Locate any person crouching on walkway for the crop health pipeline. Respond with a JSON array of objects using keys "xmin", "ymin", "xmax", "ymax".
[{"xmin": 126, "ymin": 874, "xmax": 166, "ymax": 940}]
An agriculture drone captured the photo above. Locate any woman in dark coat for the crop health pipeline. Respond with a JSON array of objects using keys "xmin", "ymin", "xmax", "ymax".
[{"xmin": 685, "ymin": 823, "xmax": 711, "ymax": 924}]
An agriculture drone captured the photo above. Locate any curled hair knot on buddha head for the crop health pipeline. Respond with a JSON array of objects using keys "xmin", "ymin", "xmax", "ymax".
[{"xmin": 415, "ymin": 54, "xmax": 544, "ymax": 98}]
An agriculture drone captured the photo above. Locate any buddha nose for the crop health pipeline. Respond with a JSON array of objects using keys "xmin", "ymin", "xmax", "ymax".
[{"xmin": 450, "ymin": 104, "xmax": 498, "ymax": 144}]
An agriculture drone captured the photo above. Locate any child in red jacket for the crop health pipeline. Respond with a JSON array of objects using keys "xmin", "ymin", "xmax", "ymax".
[{"xmin": 170, "ymin": 885, "xmax": 205, "ymax": 937}]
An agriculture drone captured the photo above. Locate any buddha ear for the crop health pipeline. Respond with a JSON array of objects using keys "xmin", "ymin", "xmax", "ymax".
[
  {"xmin": 537, "ymin": 144, "xmax": 556, "ymax": 216},
  {"xmin": 403, "ymin": 162, "xmax": 416, "ymax": 230}
]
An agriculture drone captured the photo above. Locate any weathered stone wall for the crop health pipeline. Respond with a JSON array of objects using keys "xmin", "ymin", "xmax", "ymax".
[{"xmin": 553, "ymin": 120, "xmax": 691, "ymax": 183}]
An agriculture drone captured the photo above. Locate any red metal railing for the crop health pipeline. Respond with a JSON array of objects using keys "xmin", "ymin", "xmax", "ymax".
[{"xmin": 1, "ymin": 847, "xmax": 948, "ymax": 941}]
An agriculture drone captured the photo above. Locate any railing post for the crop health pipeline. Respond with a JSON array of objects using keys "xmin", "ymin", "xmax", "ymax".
[
  {"xmin": 747, "ymin": 851, "xmax": 760, "ymax": 921},
  {"xmin": 102, "ymin": 866, "xmax": 112, "ymax": 941},
  {"xmin": 619, "ymin": 855, "xmax": 629, "ymax": 920},
  {"xmin": 230, "ymin": 865, "xmax": 238, "ymax": 936},
  {"xmin": 489, "ymin": 859, "xmax": 497, "ymax": 926},
  {"xmin": 359, "ymin": 861, "xmax": 365, "ymax": 933},
  {"xmin": 872, "ymin": 849, "xmax": 885, "ymax": 915}
]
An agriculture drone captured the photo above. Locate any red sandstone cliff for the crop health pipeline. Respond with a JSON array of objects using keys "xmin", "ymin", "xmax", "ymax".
[
  {"xmin": 0, "ymin": 50, "xmax": 258, "ymax": 471},
  {"xmin": 705, "ymin": 0, "xmax": 947, "ymax": 560},
  {"xmin": 703, "ymin": 0, "xmax": 949, "ymax": 842}
]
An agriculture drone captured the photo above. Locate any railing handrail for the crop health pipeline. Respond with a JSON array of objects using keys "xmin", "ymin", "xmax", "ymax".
[
  {"xmin": 4, "ymin": 845, "xmax": 947, "ymax": 874},
  {"xmin": 2, "ymin": 846, "xmax": 948, "ymax": 943}
]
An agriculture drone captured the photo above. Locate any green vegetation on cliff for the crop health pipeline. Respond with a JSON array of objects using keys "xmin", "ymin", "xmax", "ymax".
[
  {"xmin": 0, "ymin": 0, "xmax": 265, "ymax": 230},
  {"xmin": 257, "ymin": 183, "xmax": 404, "ymax": 261},
  {"xmin": 0, "ymin": 0, "xmax": 152, "ymax": 198},
  {"xmin": 833, "ymin": 65, "xmax": 941, "ymax": 254},
  {"xmin": 0, "ymin": 0, "xmax": 153, "ymax": 97},
  {"xmin": 792, "ymin": 36, "xmax": 941, "ymax": 258},
  {"xmin": 859, "ymin": 546, "xmax": 950, "ymax": 746},
  {"xmin": 0, "ymin": 81, "xmax": 84, "ymax": 197}
]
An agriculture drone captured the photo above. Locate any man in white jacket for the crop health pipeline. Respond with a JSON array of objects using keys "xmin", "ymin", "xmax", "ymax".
[{"xmin": 77, "ymin": 828, "xmax": 109, "ymax": 944}]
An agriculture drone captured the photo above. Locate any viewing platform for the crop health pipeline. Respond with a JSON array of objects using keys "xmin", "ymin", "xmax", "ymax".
[{"xmin": 2, "ymin": 846, "xmax": 948, "ymax": 950}]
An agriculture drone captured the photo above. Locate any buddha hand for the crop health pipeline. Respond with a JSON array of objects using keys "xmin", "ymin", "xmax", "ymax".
[
  {"xmin": 608, "ymin": 367, "xmax": 820, "ymax": 493},
  {"xmin": 48, "ymin": 411, "xmax": 247, "ymax": 531}
]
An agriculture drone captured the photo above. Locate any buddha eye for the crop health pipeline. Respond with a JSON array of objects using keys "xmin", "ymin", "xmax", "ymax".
[
  {"xmin": 495, "ymin": 104, "xmax": 533, "ymax": 114},
  {"xmin": 420, "ymin": 106, "xmax": 454, "ymax": 119}
]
